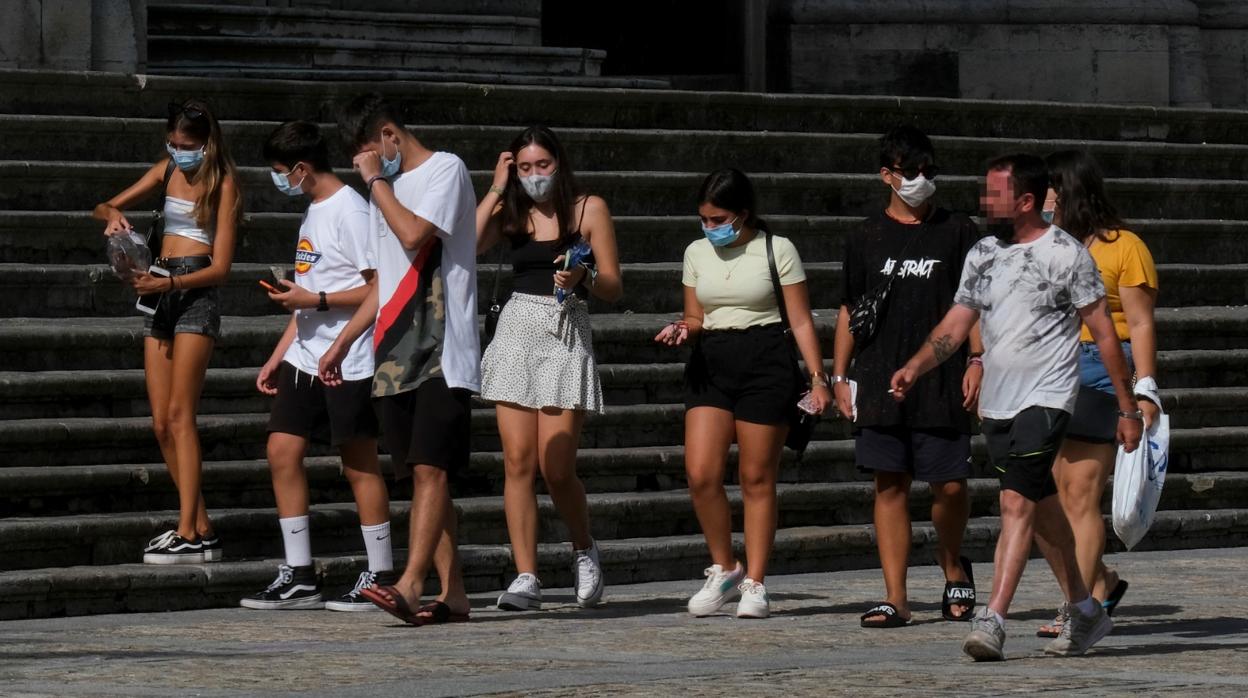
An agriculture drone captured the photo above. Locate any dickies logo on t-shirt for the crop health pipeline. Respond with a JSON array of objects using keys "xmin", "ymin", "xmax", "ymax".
[{"xmin": 294, "ymin": 238, "xmax": 322, "ymax": 275}]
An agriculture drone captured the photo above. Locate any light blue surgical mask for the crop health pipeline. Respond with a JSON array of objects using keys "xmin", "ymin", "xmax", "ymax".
[
  {"xmin": 380, "ymin": 137, "xmax": 401, "ymax": 178},
  {"xmin": 702, "ymin": 216, "xmax": 739, "ymax": 247},
  {"xmin": 520, "ymin": 171, "xmax": 557, "ymax": 202},
  {"xmin": 270, "ymin": 166, "xmax": 305, "ymax": 197},
  {"xmin": 166, "ymin": 142, "xmax": 204, "ymax": 171},
  {"xmin": 1041, "ymin": 209, "xmax": 1055, "ymax": 224}
]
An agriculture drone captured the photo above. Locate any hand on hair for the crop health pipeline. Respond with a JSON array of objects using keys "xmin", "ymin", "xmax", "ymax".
[
  {"xmin": 352, "ymin": 150, "xmax": 382, "ymax": 181},
  {"xmin": 492, "ymin": 151, "xmax": 514, "ymax": 192}
]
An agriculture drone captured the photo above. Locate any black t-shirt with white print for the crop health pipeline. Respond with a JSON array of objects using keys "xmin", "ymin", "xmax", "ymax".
[{"xmin": 840, "ymin": 208, "xmax": 980, "ymax": 432}]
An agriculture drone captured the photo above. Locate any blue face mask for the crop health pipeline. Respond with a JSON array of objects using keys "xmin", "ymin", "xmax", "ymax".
[
  {"xmin": 270, "ymin": 166, "xmax": 305, "ymax": 197},
  {"xmin": 380, "ymin": 137, "xmax": 401, "ymax": 178},
  {"xmin": 702, "ymin": 217, "xmax": 739, "ymax": 247},
  {"xmin": 1041, "ymin": 209, "xmax": 1055, "ymax": 224},
  {"xmin": 166, "ymin": 142, "xmax": 204, "ymax": 171}
]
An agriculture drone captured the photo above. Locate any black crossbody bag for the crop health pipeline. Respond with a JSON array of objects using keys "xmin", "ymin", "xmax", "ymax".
[
  {"xmin": 847, "ymin": 222, "xmax": 925, "ymax": 343},
  {"xmin": 765, "ymin": 232, "xmax": 817, "ymax": 456},
  {"xmin": 145, "ymin": 160, "xmax": 177, "ymax": 254},
  {"xmin": 483, "ymin": 245, "xmax": 505, "ymax": 346}
]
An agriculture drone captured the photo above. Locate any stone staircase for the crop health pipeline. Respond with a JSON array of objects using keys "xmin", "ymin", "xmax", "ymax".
[
  {"xmin": 3, "ymin": 68, "xmax": 1248, "ymax": 619},
  {"xmin": 142, "ymin": 1, "xmax": 668, "ymax": 89}
]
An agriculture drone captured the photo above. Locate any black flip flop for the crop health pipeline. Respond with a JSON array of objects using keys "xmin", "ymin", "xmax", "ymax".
[
  {"xmin": 1102, "ymin": 579, "xmax": 1129, "ymax": 617},
  {"xmin": 942, "ymin": 555, "xmax": 976, "ymax": 622},
  {"xmin": 860, "ymin": 602, "xmax": 909, "ymax": 628}
]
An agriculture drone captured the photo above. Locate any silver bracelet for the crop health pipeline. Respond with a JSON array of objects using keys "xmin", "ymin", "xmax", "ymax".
[{"xmin": 1117, "ymin": 410, "xmax": 1144, "ymax": 421}]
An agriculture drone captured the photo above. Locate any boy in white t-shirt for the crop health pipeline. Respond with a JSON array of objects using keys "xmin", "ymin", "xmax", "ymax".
[
  {"xmin": 240, "ymin": 121, "xmax": 395, "ymax": 612},
  {"xmin": 321, "ymin": 94, "xmax": 478, "ymax": 625}
]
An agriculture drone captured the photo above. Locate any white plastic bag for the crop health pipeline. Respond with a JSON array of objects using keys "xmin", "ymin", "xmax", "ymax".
[{"xmin": 1112, "ymin": 409, "xmax": 1170, "ymax": 550}]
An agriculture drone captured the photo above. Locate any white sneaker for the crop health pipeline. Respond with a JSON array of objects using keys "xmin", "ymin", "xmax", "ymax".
[
  {"xmin": 574, "ymin": 540, "xmax": 605, "ymax": 608},
  {"xmin": 1045, "ymin": 601, "xmax": 1113, "ymax": 656},
  {"xmin": 735, "ymin": 578, "xmax": 770, "ymax": 618},
  {"xmin": 497, "ymin": 573, "xmax": 543, "ymax": 611},
  {"xmin": 687, "ymin": 562, "xmax": 744, "ymax": 616}
]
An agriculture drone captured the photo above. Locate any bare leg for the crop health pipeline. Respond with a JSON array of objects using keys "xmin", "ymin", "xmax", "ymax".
[
  {"xmin": 684, "ymin": 407, "xmax": 737, "ymax": 570},
  {"xmin": 735, "ymin": 420, "xmax": 786, "ymax": 582},
  {"xmin": 986, "ymin": 489, "xmax": 1038, "ymax": 617},
  {"xmin": 340, "ymin": 437, "xmax": 388, "ymax": 526},
  {"xmin": 931, "ymin": 478, "xmax": 972, "ymax": 617},
  {"xmin": 1033, "ymin": 492, "xmax": 1093, "ymax": 604},
  {"xmin": 1052, "ymin": 440, "xmax": 1117, "ymax": 597},
  {"xmin": 497, "ymin": 404, "xmax": 540, "ymax": 575},
  {"xmin": 387, "ymin": 464, "xmax": 468, "ymax": 615},
  {"xmin": 866, "ymin": 472, "xmax": 913, "ymax": 622},
  {"xmin": 536, "ymin": 407, "xmax": 592, "ymax": 551},
  {"xmin": 267, "ymin": 432, "xmax": 310, "ymax": 519},
  {"xmin": 163, "ymin": 334, "xmax": 215, "ymax": 540}
]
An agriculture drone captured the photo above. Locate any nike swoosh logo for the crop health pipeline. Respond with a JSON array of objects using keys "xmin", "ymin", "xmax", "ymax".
[
  {"xmin": 291, "ymin": 528, "xmax": 307, "ymax": 534},
  {"xmin": 375, "ymin": 535, "xmax": 389, "ymax": 541}
]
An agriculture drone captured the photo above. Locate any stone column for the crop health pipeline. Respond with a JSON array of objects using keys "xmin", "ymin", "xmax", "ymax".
[
  {"xmin": 743, "ymin": 0, "xmax": 768, "ymax": 92},
  {"xmin": 1195, "ymin": 0, "xmax": 1248, "ymax": 107},
  {"xmin": 0, "ymin": 0, "xmax": 144, "ymax": 73}
]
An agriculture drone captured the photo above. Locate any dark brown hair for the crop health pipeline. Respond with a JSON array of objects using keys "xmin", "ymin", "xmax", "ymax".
[
  {"xmin": 166, "ymin": 98, "xmax": 242, "ymax": 228},
  {"xmin": 499, "ymin": 126, "xmax": 583, "ymax": 245},
  {"xmin": 1045, "ymin": 150, "xmax": 1125, "ymax": 244}
]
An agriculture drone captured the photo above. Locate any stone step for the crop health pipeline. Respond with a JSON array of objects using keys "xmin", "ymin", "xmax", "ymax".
[
  {"xmin": 143, "ymin": 67, "xmax": 674, "ymax": 90},
  {"xmin": 148, "ymin": 3, "xmax": 541, "ymax": 46},
  {"xmin": 151, "ymin": 0, "xmax": 543, "ymax": 17},
  {"xmin": 3, "ymin": 472, "xmax": 1244, "ymax": 571},
  {"xmin": 7, "ymin": 69, "xmax": 1248, "ymax": 144},
  {"xmin": 4, "ymin": 508, "xmax": 1246, "ymax": 620},
  {"xmin": 9, "ymin": 117, "xmax": 1248, "ymax": 179},
  {"xmin": 2, "ymin": 350, "xmax": 1236, "ymax": 421},
  {"xmin": 147, "ymin": 35, "xmax": 605, "ymax": 78},
  {"xmin": 0, "ymin": 261, "xmax": 1236, "ymax": 318},
  {"xmin": 4, "ymin": 212, "xmax": 1247, "ymax": 266},
  {"xmin": 0, "ymin": 307, "xmax": 1243, "ymax": 372},
  {"xmin": 6, "ymin": 162, "xmax": 1248, "ymax": 220}
]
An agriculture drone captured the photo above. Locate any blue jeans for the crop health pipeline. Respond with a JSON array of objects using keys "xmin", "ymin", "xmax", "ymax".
[{"xmin": 1078, "ymin": 341, "xmax": 1133, "ymax": 394}]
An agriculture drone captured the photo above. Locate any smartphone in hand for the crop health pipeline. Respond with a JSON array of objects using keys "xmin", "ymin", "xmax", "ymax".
[{"xmin": 135, "ymin": 265, "xmax": 171, "ymax": 315}]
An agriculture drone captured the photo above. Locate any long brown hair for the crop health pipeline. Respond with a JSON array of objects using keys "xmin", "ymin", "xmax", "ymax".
[
  {"xmin": 1045, "ymin": 150, "xmax": 1124, "ymax": 244},
  {"xmin": 166, "ymin": 99, "xmax": 243, "ymax": 228},
  {"xmin": 499, "ymin": 126, "xmax": 582, "ymax": 245}
]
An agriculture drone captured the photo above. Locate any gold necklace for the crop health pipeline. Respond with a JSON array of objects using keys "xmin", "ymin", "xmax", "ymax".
[{"xmin": 722, "ymin": 250, "xmax": 746, "ymax": 279}]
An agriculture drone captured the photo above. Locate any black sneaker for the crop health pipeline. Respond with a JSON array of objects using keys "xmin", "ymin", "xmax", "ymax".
[
  {"xmin": 142, "ymin": 530, "xmax": 205, "ymax": 565},
  {"xmin": 325, "ymin": 569, "xmax": 399, "ymax": 612},
  {"xmin": 239, "ymin": 565, "xmax": 323, "ymax": 610},
  {"xmin": 201, "ymin": 534, "xmax": 223, "ymax": 562}
]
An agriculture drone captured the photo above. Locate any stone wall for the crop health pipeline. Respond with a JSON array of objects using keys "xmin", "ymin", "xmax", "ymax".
[
  {"xmin": 769, "ymin": 0, "xmax": 1212, "ymax": 106},
  {"xmin": 0, "ymin": 0, "xmax": 145, "ymax": 73}
]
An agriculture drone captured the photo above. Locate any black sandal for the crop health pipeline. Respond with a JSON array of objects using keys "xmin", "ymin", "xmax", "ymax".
[
  {"xmin": 941, "ymin": 555, "xmax": 976, "ymax": 622},
  {"xmin": 860, "ymin": 602, "xmax": 909, "ymax": 628}
]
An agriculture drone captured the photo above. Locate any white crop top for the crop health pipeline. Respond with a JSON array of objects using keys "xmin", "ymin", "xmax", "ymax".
[{"xmin": 163, "ymin": 197, "xmax": 213, "ymax": 246}]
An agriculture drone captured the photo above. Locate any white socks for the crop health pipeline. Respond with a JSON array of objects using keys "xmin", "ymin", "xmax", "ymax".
[
  {"xmin": 361, "ymin": 521, "xmax": 394, "ymax": 572},
  {"xmin": 279, "ymin": 515, "xmax": 312, "ymax": 567},
  {"xmin": 1074, "ymin": 595, "xmax": 1099, "ymax": 616}
]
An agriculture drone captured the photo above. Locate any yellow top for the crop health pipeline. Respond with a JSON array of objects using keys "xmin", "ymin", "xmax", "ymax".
[
  {"xmin": 682, "ymin": 233, "xmax": 806, "ymax": 330},
  {"xmin": 1079, "ymin": 229, "xmax": 1159, "ymax": 342}
]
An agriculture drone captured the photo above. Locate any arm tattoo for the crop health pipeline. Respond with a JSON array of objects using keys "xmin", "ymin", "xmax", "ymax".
[{"xmin": 929, "ymin": 333, "xmax": 956, "ymax": 363}]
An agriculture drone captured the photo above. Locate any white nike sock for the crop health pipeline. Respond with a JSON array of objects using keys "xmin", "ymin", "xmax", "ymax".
[
  {"xmin": 1074, "ymin": 595, "xmax": 1099, "ymax": 616},
  {"xmin": 279, "ymin": 515, "xmax": 312, "ymax": 567},
  {"xmin": 361, "ymin": 521, "xmax": 393, "ymax": 572}
]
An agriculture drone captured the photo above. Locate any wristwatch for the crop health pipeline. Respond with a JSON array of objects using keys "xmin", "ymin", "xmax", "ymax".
[
  {"xmin": 829, "ymin": 374, "xmax": 849, "ymax": 384},
  {"xmin": 1117, "ymin": 409, "xmax": 1144, "ymax": 421},
  {"xmin": 317, "ymin": 291, "xmax": 329, "ymax": 312}
]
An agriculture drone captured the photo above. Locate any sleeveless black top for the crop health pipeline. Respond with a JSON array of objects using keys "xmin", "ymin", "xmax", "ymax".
[{"xmin": 508, "ymin": 203, "xmax": 593, "ymax": 299}]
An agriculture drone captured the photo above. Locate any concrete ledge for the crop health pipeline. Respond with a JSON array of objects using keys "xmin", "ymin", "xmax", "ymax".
[
  {"xmin": 3, "ymin": 508, "xmax": 1245, "ymax": 620},
  {"xmin": 774, "ymin": 0, "xmax": 1200, "ymax": 25}
]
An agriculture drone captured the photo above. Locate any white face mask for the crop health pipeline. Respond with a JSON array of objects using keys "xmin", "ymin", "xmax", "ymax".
[
  {"xmin": 520, "ymin": 171, "xmax": 557, "ymax": 202},
  {"xmin": 892, "ymin": 173, "xmax": 936, "ymax": 207}
]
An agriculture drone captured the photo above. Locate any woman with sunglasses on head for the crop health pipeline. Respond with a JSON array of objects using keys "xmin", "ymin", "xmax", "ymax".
[
  {"xmin": 476, "ymin": 126, "xmax": 622, "ymax": 611},
  {"xmin": 93, "ymin": 99, "xmax": 243, "ymax": 564},
  {"xmin": 655, "ymin": 168, "xmax": 830, "ymax": 619},
  {"xmin": 1033, "ymin": 150, "xmax": 1158, "ymax": 637}
]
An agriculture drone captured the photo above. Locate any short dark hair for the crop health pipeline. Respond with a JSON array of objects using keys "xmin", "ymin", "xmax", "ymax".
[
  {"xmin": 263, "ymin": 120, "xmax": 331, "ymax": 172},
  {"xmin": 986, "ymin": 153, "xmax": 1048, "ymax": 206},
  {"xmin": 879, "ymin": 125, "xmax": 935, "ymax": 170},
  {"xmin": 697, "ymin": 168, "xmax": 769, "ymax": 233},
  {"xmin": 337, "ymin": 92, "xmax": 405, "ymax": 151}
]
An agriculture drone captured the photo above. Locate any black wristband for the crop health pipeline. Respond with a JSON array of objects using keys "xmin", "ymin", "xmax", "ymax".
[
  {"xmin": 367, "ymin": 175, "xmax": 384, "ymax": 191},
  {"xmin": 317, "ymin": 291, "xmax": 329, "ymax": 312}
]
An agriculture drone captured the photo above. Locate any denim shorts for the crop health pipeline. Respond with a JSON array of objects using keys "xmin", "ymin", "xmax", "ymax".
[
  {"xmin": 1068, "ymin": 341, "xmax": 1133, "ymax": 443},
  {"xmin": 143, "ymin": 256, "xmax": 221, "ymax": 341}
]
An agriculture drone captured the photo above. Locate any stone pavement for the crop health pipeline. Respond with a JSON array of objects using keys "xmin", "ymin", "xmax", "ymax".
[{"xmin": 1, "ymin": 547, "xmax": 1246, "ymax": 697}]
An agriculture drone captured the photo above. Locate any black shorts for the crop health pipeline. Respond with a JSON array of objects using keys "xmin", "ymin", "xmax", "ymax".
[
  {"xmin": 855, "ymin": 426, "xmax": 972, "ymax": 483},
  {"xmin": 684, "ymin": 323, "xmax": 800, "ymax": 425},
  {"xmin": 1065, "ymin": 386, "xmax": 1119, "ymax": 444},
  {"xmin": 143, "ymin": 256, "xmax": 221, "ymax": 341},
  {"xmin": 980, "ymin": 406, "xmax": 1071, "ymax": 502},
  {"xmin": 374, "ymin": 377, "xmax": 472, "ymax": 478},
  {"xmin": 267, "ymin": 362, "xmax": 378, "ymax": 447}
]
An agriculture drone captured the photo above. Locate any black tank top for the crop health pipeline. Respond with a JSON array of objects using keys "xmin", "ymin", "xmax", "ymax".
[{"xmin": 509, "ymin": 203, "xmax": 593, "ymax": 299}]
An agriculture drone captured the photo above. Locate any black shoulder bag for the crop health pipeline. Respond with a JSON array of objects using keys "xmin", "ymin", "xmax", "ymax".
[
  {"xmin": 145, "ymin": 160, "xmax": 177, "ymax": 255},
  {"xmin": 483, "ymin": 244, "xmax": 505, "ymax": 347},
  {"xmin": 847, "ymin": 222, "xmax": 925, "ymax": 343},
  {"xmin": 765, "ymin": 232, "xmax": 818, "ymax": 456}
]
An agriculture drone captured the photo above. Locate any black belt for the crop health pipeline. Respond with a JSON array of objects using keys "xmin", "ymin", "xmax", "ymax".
[{"xmin": 154, "ymin": 255, "xmax": 212, "ymax": 271}]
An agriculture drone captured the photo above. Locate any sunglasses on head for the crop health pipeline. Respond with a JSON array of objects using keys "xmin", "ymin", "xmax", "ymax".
[
  {"xmin": 889, "ymin": 163, "xmax": 939, "ymax": 180},
  {"xmin": 167, "ymin": 102, "xmax": 206, "ymax": 121}
]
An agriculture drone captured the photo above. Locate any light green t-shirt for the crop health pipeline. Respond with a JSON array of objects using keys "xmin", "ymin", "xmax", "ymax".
[{"xmin": 681, "ymin": 233, "xmax": 806, "ymax": 330}]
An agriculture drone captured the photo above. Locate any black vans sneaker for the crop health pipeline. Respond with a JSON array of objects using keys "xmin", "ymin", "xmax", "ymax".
[
  {"xmin": 201, "ymin": 534, "xmax": 223, "ymax": 562},
  {"xmin": 239, "ymin": 564, "xmax": 323, "ymax": 610},
  {"xmin": 325, "ymin": 569, "xmax": 399, "ymax": 612},
  {"xmin": 142, "ymin": 530, "xmax": 205, "ymax": 565}
]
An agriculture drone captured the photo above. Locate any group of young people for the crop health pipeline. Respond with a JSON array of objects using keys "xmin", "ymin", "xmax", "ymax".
[{"xmin": 95, "ymin": 98, "xmax": 1157, "ymax": 658}]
